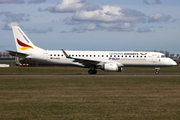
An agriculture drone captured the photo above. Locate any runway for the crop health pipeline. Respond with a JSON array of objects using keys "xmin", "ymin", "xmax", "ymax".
[{"xmin": 1, "ymin": 74, "xmax": 180, "ymax": 77}]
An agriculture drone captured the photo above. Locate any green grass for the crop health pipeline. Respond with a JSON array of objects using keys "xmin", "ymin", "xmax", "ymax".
[
  {"xmin": 0, "ymin": 76, "xmax": 180, "ymax": 119},
  {"xmin": 0, "ymin": 65, "xmax": 180, "ymax": 74}
]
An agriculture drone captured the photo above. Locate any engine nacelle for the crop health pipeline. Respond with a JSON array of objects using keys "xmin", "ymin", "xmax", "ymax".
[{"xmin": 102, "ymin": 63, "xmax": 122, "ymax": 72}]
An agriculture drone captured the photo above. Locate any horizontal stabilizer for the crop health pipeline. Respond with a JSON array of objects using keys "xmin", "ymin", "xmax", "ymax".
[{"xmin": 6, "ymin": 50, "xmax": 28, "ymax": 57}]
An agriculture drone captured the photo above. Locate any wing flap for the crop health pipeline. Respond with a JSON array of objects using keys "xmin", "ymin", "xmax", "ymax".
[{"xmin": 73, "ymin": 58, "xmax": 100, "ymax": 65}]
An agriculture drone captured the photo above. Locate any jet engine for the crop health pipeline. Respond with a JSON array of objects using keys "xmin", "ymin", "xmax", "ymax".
[{"xmin": 101, "ymin": 63, "xmax": 122, "ymax": 72}]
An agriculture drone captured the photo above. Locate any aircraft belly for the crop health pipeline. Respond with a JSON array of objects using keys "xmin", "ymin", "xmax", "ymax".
[{"xmin": 41, "ymin": 57, "xmax": 74, "ymax": 65}]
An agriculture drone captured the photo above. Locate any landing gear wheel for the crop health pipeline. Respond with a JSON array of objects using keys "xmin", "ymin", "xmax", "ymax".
[
  {"xmin": 155, "ymin": 68, "xmax": 160, "ymax": 74},
  {"xmin": 88, "ymin": 70, "xmax": 92, "ymax": 74},
  {"xmin": 155, "ymin": 71, "xmax": 159, "ymax": 74},
  {"xmin": 93, "ymin": 70, "xmax": 97, "ymax": 74},
  {"xmin": 88, "ymin": 70, "xmax": 97, "ymax": 74}
]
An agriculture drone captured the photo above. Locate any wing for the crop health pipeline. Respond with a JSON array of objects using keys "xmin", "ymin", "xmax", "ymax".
[
  {"xmin": 6, "ymin": 50, "xmax": 28, "ymax": 57},
  {"xmin": 71, "ymin": 57, "xmax": 101, "ymax": 66},
  {"xmin": 61, "ymin": 49, "xmax": 123, "ymax": 67}
]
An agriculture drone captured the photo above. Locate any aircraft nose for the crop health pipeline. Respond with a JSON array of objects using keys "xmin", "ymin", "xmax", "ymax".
[{"xmin": 170, "ymin": 60, "xmax": 177, "ymax": 66}]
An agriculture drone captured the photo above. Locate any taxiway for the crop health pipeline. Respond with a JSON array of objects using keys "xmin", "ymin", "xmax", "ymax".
[{"xmin": 1, "ymin": 74, "xmax": 180, "ymax": 77}]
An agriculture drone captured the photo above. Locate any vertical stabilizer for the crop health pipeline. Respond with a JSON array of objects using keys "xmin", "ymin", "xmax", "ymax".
[{"xmin": 12, "ymin": 26, "xmax": 42, "ymax": 52}]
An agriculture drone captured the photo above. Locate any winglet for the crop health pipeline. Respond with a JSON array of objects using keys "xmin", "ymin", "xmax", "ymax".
[{"xmin": 62, "ymin": 49, "xmax": 72, "ymax": 58}]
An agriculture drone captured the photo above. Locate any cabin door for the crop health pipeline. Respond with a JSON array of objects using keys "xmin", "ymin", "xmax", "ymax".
[
  {"xmin": 152, "ymin": 54, "xmax": 157, "ymax": 63},
  {"xmin": 43, "ymin": 53, "xmax": 48, "ymax": 60}
]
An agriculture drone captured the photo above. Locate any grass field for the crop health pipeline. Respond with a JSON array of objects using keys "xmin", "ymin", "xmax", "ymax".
[
  {"xmin": 0, "ymin": 76, "xmax": 180, "ymax": 120},
  {"xmin": 0, "ymin": 66, "xmax": 180, "ymax": 119}
]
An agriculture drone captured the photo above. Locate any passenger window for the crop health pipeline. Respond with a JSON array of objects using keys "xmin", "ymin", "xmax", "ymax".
[
  {"xmin": 72, "ymin": 55, "xmax": 74, "ymax": 57},
  {"xmin": 86, "ymin": 55, "xmax": 88, "ymax": 57},
  {"xmin": 102, "ymin": 55, "xmax": 104, "ymax": 57},
  {"xmin": 79, "ymin": 55, "xmax": 81, "ymax": 57},
  {"xmin": 50, "ymin": 54, "xmax": 52, "ymax": 56},
  {"xmin": 58, "ymin": 54, "xmax": 60, "ymax": 56},
  {"xmin": 110, "ymin": 55, "xmax": 112, "ymax": 57},
  {"xmin": 98, "ymin": 55, "xmax": 100, "ymax": 57},
  {"xmin": 121, "ymin": 56, "xmax": 123, "ymax": 57},
  {"xmin": 106, "ymin": 55, "xmax": 108, "ymax": 57},
  {"xmin": 125, "ymin": 56, "xmax": 127, "ymax": 57},
  {"xmin": 82, "ymin": 55, "xmax": 84, "ymax": 57},
  {"xmin": 61, "ymin": 54, "xmax": 63, "ymax": 56},
  {"xmin": 118, "ymin": 55, "xmax": 119, "ymax": 57},
  {"xmin": 94, "ymin": 55, "xmax": 96, "ymax": 57},
  {"xmin": 114, "ymin": 55, "xmax": 116, "ymax": 57},
  {"xmin": 90, "ymin": 55, "xmax": 91, "ymax": 57},
  {"xmin": 54, "ymin": 54, "xmax": 56, "ymax": 56},
  {"xmin": 129, "ymin": 56, "xmax": 131, "ymax": 57}
]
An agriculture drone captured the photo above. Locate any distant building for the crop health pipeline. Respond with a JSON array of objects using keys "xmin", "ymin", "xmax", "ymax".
[{"xmin": 170, "ymin": 54, "xmax": 180, "ymax": 58}]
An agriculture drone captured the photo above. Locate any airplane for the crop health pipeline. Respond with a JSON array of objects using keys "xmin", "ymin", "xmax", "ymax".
[{"xmin": 7, "ymin": 26, "xmax": 177, "ymax": 74}]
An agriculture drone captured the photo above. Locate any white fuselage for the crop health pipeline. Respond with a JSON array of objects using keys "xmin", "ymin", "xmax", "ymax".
[{"xmin": 27, "ymin": 50, "xmax": 176, "ymax": 68}]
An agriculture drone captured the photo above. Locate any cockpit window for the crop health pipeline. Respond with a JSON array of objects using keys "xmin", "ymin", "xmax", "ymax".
[{"xmin": 161, "ymin": 55, "xmax": 166, "ymax": 58}]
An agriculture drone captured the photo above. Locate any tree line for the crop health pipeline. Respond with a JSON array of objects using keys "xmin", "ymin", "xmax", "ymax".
[{"xmin": 0, "ymin": 51, "xmax": 14, "ymax": 58}]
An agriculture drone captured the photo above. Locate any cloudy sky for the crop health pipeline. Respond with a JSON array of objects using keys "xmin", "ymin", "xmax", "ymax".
[{"xmin": 0, "ymin": 0, "xmax": 180, "ymax": 54}]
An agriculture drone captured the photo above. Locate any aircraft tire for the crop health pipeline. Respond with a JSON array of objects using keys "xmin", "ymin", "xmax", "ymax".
[
  {"xmin": 93, "ymin": 70, "xmax": 97, "ymax": 74},
  {"xmin": 155, "ymin": 71, "xmax": 159, "ymax": 74},
  {"xmin": 88, "ymin": 70, "xmax": 93, "ymax": 74},
  {"xmin": 88, "ymin": 70, "xmax": 97, "ymax": 74}
]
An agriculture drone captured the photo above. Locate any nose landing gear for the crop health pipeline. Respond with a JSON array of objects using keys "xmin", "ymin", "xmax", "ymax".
[{"xmin": 155, "ymin": 68, "xmax": 160, "ymax": 74}]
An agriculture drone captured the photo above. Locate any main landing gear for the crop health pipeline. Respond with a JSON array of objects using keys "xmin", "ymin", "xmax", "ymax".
[
  {"xmin": 88, "ymin": 69, "xmax": 97, "ymax": 74},
  {"xmin": 88, "ymin": 66, "xmax": 97, "ymax": 74},
  {"xmin": 155, "ymin": 68, "xmax": 160, "ymax": 74}
]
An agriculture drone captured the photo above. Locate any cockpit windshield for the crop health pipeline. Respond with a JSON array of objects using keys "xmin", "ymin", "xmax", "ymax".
[{"xmin": 161, "ymin": 55, "xmax": 167, "ymax": 58}]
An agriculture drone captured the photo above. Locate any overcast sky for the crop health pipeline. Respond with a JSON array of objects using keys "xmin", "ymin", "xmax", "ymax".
[{"xmin": 0, "ymin": 0, "xmax": 180, "ymax": 54}]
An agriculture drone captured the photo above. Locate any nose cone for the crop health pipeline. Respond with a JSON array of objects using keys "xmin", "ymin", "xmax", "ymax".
[{"xmin": 170, "ymin": 60, "xmax": 177, "ymax": 66}]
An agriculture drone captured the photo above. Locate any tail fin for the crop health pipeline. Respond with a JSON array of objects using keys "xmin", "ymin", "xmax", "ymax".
[{"xmin": 12, "ymin": 26, "xmax": 44, "ymax": 52}]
